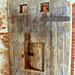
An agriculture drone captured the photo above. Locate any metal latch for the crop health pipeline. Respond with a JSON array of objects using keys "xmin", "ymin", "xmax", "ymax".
[{"xmin": 28, "ymin": 51, "xmax": 34, "ymax": 56}]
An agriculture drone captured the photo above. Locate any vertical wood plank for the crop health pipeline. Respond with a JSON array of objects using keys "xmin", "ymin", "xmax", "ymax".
[
  {"xmin": 45, "ymin": 22, "xmax": 50, "ymax": 75},
  {"xmin": 12, "ymin": 33, "xmax": 20, "ymax": 75},
  {"xmin": 8, "ymin": 0, "xmax": 13, "ymax": 75},
  {"xmin": 49, "ymin": 0, "xmax": 58, "ymax": 75},
  {"xmin": 12, "ymin": 0, "xmax": 18, "ymax": 33},
  {"xmin": 36, "ymin": 0, "xmax": 46, "ymax": 75},
  {"xmin": 63, "ymin": 25, "xmax": 66, "ymax": 75},
  {"xmin": 64, "ymin": 22, "xmax": 70, "ymax": 75},
  {"xmin": 57, "ymin": 22, "xmax": 64, "ymax": 75},
  {"xmin": 9, "ymin": 34, "xmax": 14, "ymax": 75},
  {"xmin": 8, "ymin": 0, "xmax": 13, "ymax": 33},
  {"xmin": 43, "ymin": 0, "xmax": 51, "ymax": 75}
]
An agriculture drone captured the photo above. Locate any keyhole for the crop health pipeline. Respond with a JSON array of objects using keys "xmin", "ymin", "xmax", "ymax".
[{"xmin": 21, "ymin": 54, "xmax": 24, "ymax": 58}]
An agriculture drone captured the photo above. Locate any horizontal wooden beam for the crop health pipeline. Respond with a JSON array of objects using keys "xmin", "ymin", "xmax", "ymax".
[{"xmin": 42, "ymin": 16, "xmax": 70, "ymax": 22}]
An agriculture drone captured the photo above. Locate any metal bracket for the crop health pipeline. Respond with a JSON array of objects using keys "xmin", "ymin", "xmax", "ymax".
[
  {"xmin": 41, "ymin": 16, "xmax": 70, "ymax": 22},
  {"xmin": 28, "ymin": 51, "xmax": 34, "ymax": 56}
]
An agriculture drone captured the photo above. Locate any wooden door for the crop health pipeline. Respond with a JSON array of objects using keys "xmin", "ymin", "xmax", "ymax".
[
  {"xmin": 25, "ymin": 42, "xmax": 44, "ymax": 71},
  {"xmin": 8, "ymin": 0, "xmax": 71, "ymax": 75}
]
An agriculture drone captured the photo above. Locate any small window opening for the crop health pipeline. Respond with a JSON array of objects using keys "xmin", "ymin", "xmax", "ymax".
[
  {"xmin": 41, "ymin": 2, "xmax": 49, "ymax": 12},
  {"xmin": 19, "ymin": 4, "xmax": 27, "ymax": 14}
]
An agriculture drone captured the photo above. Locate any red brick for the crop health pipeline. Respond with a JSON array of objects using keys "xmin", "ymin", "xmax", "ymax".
[
  {"xmin": 71, "ymin": 61, "xmax": 74, "ymax": 64},
  {"xmin": 71, "ymin": 65, "xmax": 74, "ymax": 68},
  {"xmin": 3, "ymin": 36, "xmax": 8, "ymax": 38},
  {"xmin": 71, "ymin": 56, "xmax": 75, "ymax": 59},
  {"xmin": 72, "ymin": 23, "xmax": 75, "ymax": 25},
  {"xmin": 2, "ymin": 27, "xmax": 6, "ymax": 29},
  {"xmin": 72, "ymin": 29, "xmax": 75, "ymax": 32},
  {"xmin": 71, "ymin": 64, "xmax": 74, "ymax": 67},
  {"xmin": 71, "ymin": 63, "xmax": 74, "ymax": 66},
  {"xmin": 3, "ymin": 41, "xmax": 8, "ymax": 43},
  {"xmin": 72, "ymin": 39, "xmax": 75, "ymax": 41},
  {"xmin": 72, "ymin": 25, "xmax": 75, "ymax": 28},
  {"xmin": 72, "ymin": 50, "xmax": 75, "ymax": 52},
  {"xmin": 71, "ymin": 4, "xmax": 75, "ymax": 74},
  {"xmin": 3, "ymin": 44, "xmax": 8, "ymax": 48},
  {"xmin": 71, "ymin": 53, "xmax": 75, "ymax": 56},
  {"xmin": 0, "ymin": 32, "xmax": 8, "ymax": 35},
  {"xmin": 72, "ymin": 48, "xmax": 75, "ymax": 51},
  {"xmin": 71, "ymin": 62, "xmax": 74, "ymax": 64},
  {"xmin": 71, "ymin": 59, "xmax": 74, "ymax": 63},
  {"xmin": 71, "ymin": 64, "xmax": 74, "ymax": 66},
  {"xmin": 1, "ymin": 38, "xmax": 4, "ymax": 41},
  {"xmin": 72, "ymin": 45, "xmax": 75, "ymax": 47},
  {"xmin": 72, "ymin": 3, "xmax": 75, "ymax": 7},
  {"xmin": 71, "ymin": 68, "xmax": 74, "ymax": 71},
  {"xmin": 72, "ymin": 42, "xmax": 75, "ymax": 44},
  {"xmin": 71, "ymin": 59, "xmax": 74, "ymax": 62},
  {"xmin": 72, "ymin": 53, "xmax": 75, "ymax": 56},
  {"xmin": 72, "ymin": 48, "xmax": 75, "ymax": 50},
  {"xmin": 0, "ymin": 33, "xmax": 5, "ymax": 35},
  {"xmin": 71, "ymin": 71, "xmax": 74, "ymax": 75},
  {"xmin": 73, "ymin": 31, "xmax": 75, "ymax": 33},
  {"xmin": 72, "ymin": 51, "xmax": 75, "ymax": 54},
  {"xmin": 72, "ymin": 35, "xmax": 75, "ymax": 38},
  {"xmin": 4, "ymin": 32, "xmax": 8, "ymax": 35}
]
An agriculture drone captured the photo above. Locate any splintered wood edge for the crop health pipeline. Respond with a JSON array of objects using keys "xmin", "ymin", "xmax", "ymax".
[
  {"xmin": 18, "ymin": 13, "xmax": 27, "ymax": 15},
  {"xmin": 24, "ymin": 69, "xmax": 44, "ymax": 73}
]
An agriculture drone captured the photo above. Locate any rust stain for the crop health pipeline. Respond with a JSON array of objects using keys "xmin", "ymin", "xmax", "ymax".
[
  {"xmin": 33, "ymin": 18, "xmax": 36, "ymax": 23},
  {"xmin": 11, "ymin": 18, "xmax": 15, "ymax": 24},
  {"xmin": 20, "ymin": 51, "xmax": 24, "ymax": 69},
  {"xmin": 0, "ymin": 23, "xmax": 2, "ymax": 26},
  {"xmin": 0, "ymin": 52, "xmax": 3, "ymax": 54},
  {"xmin": 25, "ymin": 33, "xmax": 31, "ymax": 41},
  {"xmin": 0, "ymin": 20, "xmax": 4, "ymax": 24},
  {"xmin": 59, "ymin": 46, "xmax": 61, "ymax": 49},
  {"xmin": 22, "ymin": 18, "xmax": 26, "ymax": 22}
]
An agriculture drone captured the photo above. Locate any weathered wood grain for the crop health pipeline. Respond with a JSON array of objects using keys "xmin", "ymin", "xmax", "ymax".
[{"xmin": 8, "ymin": 0, "xmax": 71, "ymax": 75}]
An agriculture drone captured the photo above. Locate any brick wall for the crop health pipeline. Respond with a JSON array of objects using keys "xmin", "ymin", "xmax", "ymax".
[
  {"xmin": 71, "ymin": 3, "xmax": 75, "ymax": 75},
  {"xmin": 0, "ymin": 0, "xmax": 10, "ymax": 75}
]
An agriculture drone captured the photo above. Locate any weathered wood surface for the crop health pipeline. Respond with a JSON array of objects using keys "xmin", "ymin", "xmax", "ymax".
[
  {"xmin": 8, "ymin": 0, "xmax": 71, "ymax": 75},
  {"xmin": 25, "ymin": 42, "xmax": 44, "ymax": 71}
]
